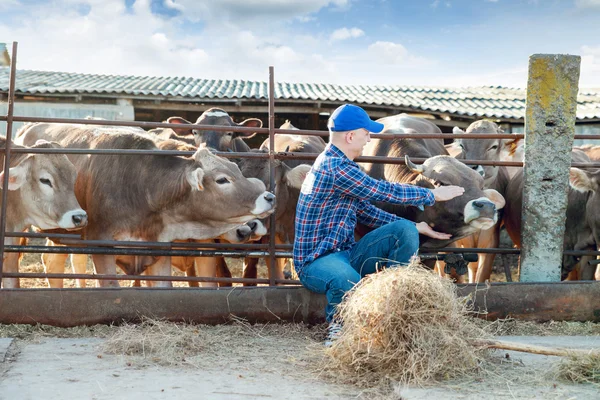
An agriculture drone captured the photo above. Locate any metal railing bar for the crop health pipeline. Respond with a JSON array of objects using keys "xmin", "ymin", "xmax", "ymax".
[{"xmin": 0, "ymin": 42, "xmax": 18, "ymax": 288}]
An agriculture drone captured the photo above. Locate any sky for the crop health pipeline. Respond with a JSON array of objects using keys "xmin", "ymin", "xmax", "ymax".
[{"xmin": 0, "ymin": 0, "xmax": 599, "ymax": 89}]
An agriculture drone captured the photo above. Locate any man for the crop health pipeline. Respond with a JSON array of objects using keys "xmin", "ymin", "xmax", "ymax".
[{"xmin": 292, "ymin": 104, "xmax": 465, "ymax": 346}]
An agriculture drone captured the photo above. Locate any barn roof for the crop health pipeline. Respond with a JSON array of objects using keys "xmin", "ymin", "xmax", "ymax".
[{"xmin": 1, "ymin": 68, "xmax": 599, "ymax": 121}]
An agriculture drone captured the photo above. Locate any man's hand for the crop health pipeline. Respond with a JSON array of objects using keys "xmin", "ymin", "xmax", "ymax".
[
  {"xmin": 431, "ymin": 185, "xmax": 465, "ymax": 202},
  {"xmin": 415, "ymin": 221, "xmax": 452, "ymax": 240}
]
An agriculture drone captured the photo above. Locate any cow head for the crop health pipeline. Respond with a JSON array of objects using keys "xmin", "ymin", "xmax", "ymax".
[
  {"xmin": 0, "ymin": 140, "xmax": 87, "ymax": 230},
  {"xmin": 220, "ymin": 219, "xmax": 268, "ymax": 243},
  {"xmin": 166, "ymin": 108, "xmax": 263, "ymax": 152},
  {"xmin": 404, "ymin": 154, "xmax": 505, "ymax": 247},
  {"xmin": 569, "ymin": 167, "xmax": 600, "ymax": 245},
  {"xmin": 185, "ymin": 147, "xmax": 276, "ymax": 224},
  {"xmin": 451, "ymin": 120, "xmax": 523, "ymax": 185}
]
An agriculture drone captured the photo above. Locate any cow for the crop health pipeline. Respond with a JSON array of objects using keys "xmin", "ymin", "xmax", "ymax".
[
  {"xmin": 0, "ymin": 139, "xmax": 87, "ymax": 288},
  {"xmin": 568, "ymin": 162, "xmax": 600, "ymax": 281},
  {"xmin": 259, "ymin": 120, "xmax": 327, "ymax": 168},
  {"xmin": 448, "ymin": 120, "xmax": 513, "ymax": 283},
  {"xmin": 15, "ymin": 123, "xmax": 276, "ymax": 287},
  {"xmin": 359, "ymin": 114, "xmax": 505, "ymax": 265},
  {"xmin": 162, "ymin": 108, "xmax": 263, "ymax": 152},
  {"xmin": 503, "ymin": 149, "xmax": 596, "ymax": 280},
  {"xmin": 237, "ymin": 148, "xmax": 311, "ymax": 283}
]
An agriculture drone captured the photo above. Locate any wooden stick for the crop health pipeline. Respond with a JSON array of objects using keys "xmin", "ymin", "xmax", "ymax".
[{"xmin": 472, "ymin": 339, "xmax": 600, "ymax": 357}]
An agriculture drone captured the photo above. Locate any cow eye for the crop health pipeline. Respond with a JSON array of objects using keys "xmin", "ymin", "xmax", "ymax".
[
  {"xmin": 40, "ymin": 178, "xmax": 52, "ymax": 187},
  {"xmin": 489, "ymin": 145, "xmax": 498, "ymax": 151},
  {"xmin": 216, "ymin": 177, "xmax": 230, "ymax": 185},
  {"xmin": 226, "ymin": 132, "xmax": 233, "ymax": 136}
]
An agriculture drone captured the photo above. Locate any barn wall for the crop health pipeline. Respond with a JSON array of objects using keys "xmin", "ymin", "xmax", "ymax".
[
  {"xmin": 0, "ymin": 101, "xmax": 134, "ymax": 136},
  {"xmin": 511, "ymin": 123, "xmax": 600, "ymax": 146}
]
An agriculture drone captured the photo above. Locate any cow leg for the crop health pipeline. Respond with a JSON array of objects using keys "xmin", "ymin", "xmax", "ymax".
[
  {"xmin": 595, "ymin": 264, "xmax": 600, "ymax": 281},
  {"xmin": 242, "ymin": 257, "xmax": 259, "ymax": 286},
  {"xmin": 171, "ymin": 255, "xmax": 198, "ymax": 287},
  {"xmin": 41, "ymin": 240, "xmax": 68, "ymax": 288},
  {"xmin": 273, "ymin": 235, "xmax": 287, "ymax": 284},
  {"xmin": 2, "ymin": 245, "xmax": 21, "ymax": 288},
  {"xmin": 474, "ymin": 226, "xmax": 500, "ymax": 283},
  {"xmin": 215, "ymin": 257, "xmax": 232, "ymax": 287},
  {"xmin": 145, "ymin": 256, "xmax": 173, "ymax": 288},
  {"xmin": 194, "ymin": 256, "xmax": 218, "ymax": 288},
  {"xmin": 70, "ymin": 253, "xmax": 88, "ymax": 288},
  {"xmin": 185, "ymin": 259, "xmax": 199, "ymax": 288},
  {"xmin": 91, "ymin": 253, "xmax": 120, "ymax": 287}
]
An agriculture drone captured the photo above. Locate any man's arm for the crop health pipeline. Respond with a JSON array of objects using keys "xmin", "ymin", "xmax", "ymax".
[{"xmin": 335, "ymin": 161, "xmax": 435, "ymax": 206}]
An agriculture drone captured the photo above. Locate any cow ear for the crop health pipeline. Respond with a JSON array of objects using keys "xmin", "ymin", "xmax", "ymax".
[
  {"xmin": 453, "ymin": 126, "xmax": 465, "ymax": 134},
  {"xmin": 483, "ymin": 189, "xmax": 505, "ymax": 210},
  {"xmin": 0, "ymin": 159, "xmax": 31, "ymax": 191},
  {"xmin": 186, "ymin": 167, "xmax": 205, "ymax": 191},
  {"xmin": 569, "ymin": 168, "xmax": 597, "ymax": 193},
  {"xmin": 445, "ymin": 142, "xmax": 463, "ymax": 158},
  {"xmin": 236, "ymin": 118, "xmax": 262, "ymax": 139},
  {"xmin": 285, "ymin": 164, "xmax": 311, "ymax": 189},
  {"xmin": 166, "ymin": 116, "xmax": 194, "ymax": 136},
  {"xmin": 501, "ymin": 137, "xmax": 523, "ymax": 157}
]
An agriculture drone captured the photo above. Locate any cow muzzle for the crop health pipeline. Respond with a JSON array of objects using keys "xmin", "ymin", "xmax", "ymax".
[
  {"xmin": 251, "ymin": 191, "xmax": 276, "ymax": 218},
  {"xmin": 58, "ymin": 209, "xmax": 88, "ymax": 229},
  {"xmin": 464, "ymin": 197, "xmax": 497, "ymax": 230}
]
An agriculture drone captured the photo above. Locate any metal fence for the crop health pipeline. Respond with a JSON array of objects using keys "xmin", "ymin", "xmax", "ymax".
[{"xmin": 0, "ymin": 43, "xmax": 598, "ymax": 290}]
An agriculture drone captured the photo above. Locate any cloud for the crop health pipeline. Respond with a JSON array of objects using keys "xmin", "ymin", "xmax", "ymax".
[
  {"xmin": 172, "ymin": 0, "xmax": 350, "ymax": 24},
  {"xmin": 164, "ymin": 0, "xmax": 185, "ymax": 12},
  {"xmin": 575, "ymin": 0, "xmax": 600, "ymax": 8},
  {"xmin": 367, "ymin": 41, "xmax": 408, "ymax": 64},
  {"xmin": 580, "ymin": 45, "xmax": 600, "ymax": 87},
  {"xmin": 329, "ymin": 27, "xmax": 364, "ymax": 42}
]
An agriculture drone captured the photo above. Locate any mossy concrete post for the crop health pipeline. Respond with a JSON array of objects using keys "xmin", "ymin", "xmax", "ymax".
[{"xmin": 520, "ymin": 54, "xmax": 580, "ymax": 282}]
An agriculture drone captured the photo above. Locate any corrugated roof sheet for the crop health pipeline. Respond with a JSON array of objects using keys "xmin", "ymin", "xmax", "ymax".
[{"xmin": 1, "ymin": 68, "xmax": 599, "ymax": 120}]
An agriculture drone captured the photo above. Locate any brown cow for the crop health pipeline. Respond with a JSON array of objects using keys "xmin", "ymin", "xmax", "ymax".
[
  {"xmin": 260, "ymin": 120, "xmax": 327, "ymax": 168},
  {"xmin": 237, "ymin": 148, "xmax": 311, "ymax": 283},
  {"xmin": 164, "ymin": 108, "xmax": 263, "ymax": 152},
  {"xmin": 0, "ymin": 139, "xmax": 87, "ymax": 288},
  {"xmin": 15, "ymin": 123, "xmax": 275, "ymax": 287},
  {"xmin": 360, "ymin": 114, "xmax": 505, "ymax": 257},
  {"xmin": 503, "ymin": 150, "xmax": 595, "ymax": 280},
  {"xmin": 448, "ymin": 120, "xmax": 513, "ymax": 282}
]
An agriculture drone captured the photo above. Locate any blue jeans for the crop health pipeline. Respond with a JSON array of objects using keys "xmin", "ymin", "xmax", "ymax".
[{"xmin": 297, "ymin": 219, "xmax": 419, "ymax": 322}]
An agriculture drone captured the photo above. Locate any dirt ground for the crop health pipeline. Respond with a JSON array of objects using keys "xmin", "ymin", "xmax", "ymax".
[{"xmin": 1, "ymin": 321, "xmax": 600, "ymax": 400}]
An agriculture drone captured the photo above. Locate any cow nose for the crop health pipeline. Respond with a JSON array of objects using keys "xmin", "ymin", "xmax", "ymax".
[
  {"xmin": 248, "ymin": 220, "xmax": 258, "ymax": 231},
  {"xmin": 473, "ymin": 201, "xmax": 484, "ymax": 209},
  {"xmin": 264, "ymin": 192, "xmax": 275, "ymax": 203},
  {"xmin": 72, "ymin": 213, "xmax": 88, "ymax": 227}
]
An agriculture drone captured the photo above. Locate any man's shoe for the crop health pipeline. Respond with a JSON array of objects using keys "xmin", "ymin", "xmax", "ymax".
[{"xmin": 324, "ymin": 322, "xmax": 343, "ymax": 347}]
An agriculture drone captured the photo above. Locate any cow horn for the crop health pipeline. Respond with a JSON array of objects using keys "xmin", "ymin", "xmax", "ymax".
[{"xmin": 405, "ymin": 155, "xmax": 424, "ymax": 174}]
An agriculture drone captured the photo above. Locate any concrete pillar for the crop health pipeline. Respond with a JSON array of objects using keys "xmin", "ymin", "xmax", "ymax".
[{"xmin": 520, "ymin": 54, "xmax": 581, "ymax": 282}]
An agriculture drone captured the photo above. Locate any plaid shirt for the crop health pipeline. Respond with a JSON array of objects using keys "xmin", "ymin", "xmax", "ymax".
[{"xmin": 293, "ymin": 143, "xmax": 435, "ymax": 274}]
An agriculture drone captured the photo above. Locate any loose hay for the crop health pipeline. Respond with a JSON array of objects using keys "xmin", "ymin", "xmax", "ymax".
[
  {"xmin": 320, "ymin": 260, "xmax": 492, "ymax": 388},
  {"xmin": 557, "ymin": 353, "xmax": 600, "ymax": 386}
]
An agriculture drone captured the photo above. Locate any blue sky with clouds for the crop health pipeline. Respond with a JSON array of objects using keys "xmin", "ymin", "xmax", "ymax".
[{"xmin": 1, "ymin": 0, "xmax": 599, "ymax": 88}]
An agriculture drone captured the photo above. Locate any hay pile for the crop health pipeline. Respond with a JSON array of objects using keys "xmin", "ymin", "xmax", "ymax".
[
  {"xmin": 320, "ymin": 261, "xmax": 491, "ymax": 387},
  {"xmin": 100, "ymin": 318, "xmax": 208, "ymax": 366},
  {"xmin": 557, "ymin": 353, "xmax": 600, "ymax": 385}
]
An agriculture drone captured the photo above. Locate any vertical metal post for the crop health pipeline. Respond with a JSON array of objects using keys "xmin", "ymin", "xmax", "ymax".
[
  {"xmin": 0, "ymin": 42, "xmax": 18, "ymax": 288},
  {"xmin": 520, "ymin": 54, "xmax": 580, "ymax": 282},
  {"xmin": 268, "ymin": 66, "xmax": 276, "ymax": 286}
]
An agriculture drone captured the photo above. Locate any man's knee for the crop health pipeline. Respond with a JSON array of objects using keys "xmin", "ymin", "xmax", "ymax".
[{"xmin": 327, "ymin": 267, "xmax": 359, "ymax": 293}]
